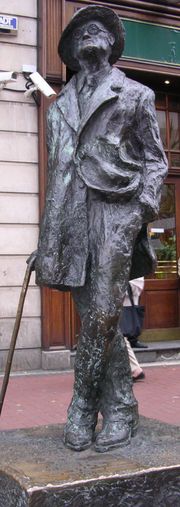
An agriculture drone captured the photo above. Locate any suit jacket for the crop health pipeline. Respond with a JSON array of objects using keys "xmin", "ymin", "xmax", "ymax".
[{"xmin": 35, "ymin": 67, "xmax": 168, "ymax": 288}]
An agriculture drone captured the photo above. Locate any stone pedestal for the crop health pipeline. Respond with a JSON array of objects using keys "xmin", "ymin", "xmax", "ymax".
[{"xmin": 0, "ymin": 417, "xmax": 180, "ymax": 506}]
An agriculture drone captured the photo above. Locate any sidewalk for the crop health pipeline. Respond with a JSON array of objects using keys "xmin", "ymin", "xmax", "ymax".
[{"xmin": 0, "ymin": 364, "xmax": 180, "ymax": 431}]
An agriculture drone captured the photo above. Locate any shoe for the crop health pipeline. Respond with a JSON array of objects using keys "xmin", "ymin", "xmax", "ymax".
[
  {"xmin": 132, "ymin": 340, "xmax": 148, "ymax": 349},
  {"xmin": 63, "ymin": 395, "xmax": 98, "ymax": 451},
  {"xmin": 133, "ymin": 371, "xmax": 145, "ymax": 382},
  {"xmin": 95, "ymin": 421, "xmax": 131, "ymax": 453},
  {"xmin": 63, "ymin": 422, "xmax": 95, "ymax": 451}
]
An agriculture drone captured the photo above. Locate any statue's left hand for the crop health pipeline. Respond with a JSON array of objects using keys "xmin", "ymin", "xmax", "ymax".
[{"xmin": 139, "ymin": 196, "xmax": 158, "ymax": 223}]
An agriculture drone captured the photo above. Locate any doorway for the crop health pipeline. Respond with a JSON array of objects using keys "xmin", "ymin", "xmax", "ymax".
[{"xmin": 142, "ymin": 178, "xmax": 180, "ymax": 339}]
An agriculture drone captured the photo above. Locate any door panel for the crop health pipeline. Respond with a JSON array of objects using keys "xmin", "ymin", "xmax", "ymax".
[
  {"xmin": 42, "ymin": 288, "xmax": 81, "ymax": 349},
  {"xmin": 144, "ymin": 290, "xmax": 178, "ymax": 328}
]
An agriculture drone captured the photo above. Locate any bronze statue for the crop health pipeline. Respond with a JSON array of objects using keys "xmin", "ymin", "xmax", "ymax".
[{"xmin": 34, "ymin": 6, "xmax": 167, "ymax": 452}]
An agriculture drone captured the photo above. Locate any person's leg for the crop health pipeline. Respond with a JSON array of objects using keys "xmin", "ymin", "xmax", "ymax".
[
  {"xmin": 124, "ymin": 337, "xmax": 144, "ymax": 378},
  {"xmin": 124, "ymin": 337, "xmax": 138, "ymax": 374}
]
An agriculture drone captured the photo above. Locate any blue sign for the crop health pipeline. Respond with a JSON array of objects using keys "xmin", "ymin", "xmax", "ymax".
[{"xmin": 0, "ymin": 15, "xmax": 18, "ymax": 32}]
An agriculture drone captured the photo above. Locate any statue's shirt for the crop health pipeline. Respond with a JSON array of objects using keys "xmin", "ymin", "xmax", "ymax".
[{"xmin": 76, "ymin": 66, "xmax": 111, "ymax": 116}]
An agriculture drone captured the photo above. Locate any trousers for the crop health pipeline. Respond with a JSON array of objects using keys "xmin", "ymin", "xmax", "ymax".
[{"xmin": 69, "ymin": 190, "xmax": 143, "ymax": 426}]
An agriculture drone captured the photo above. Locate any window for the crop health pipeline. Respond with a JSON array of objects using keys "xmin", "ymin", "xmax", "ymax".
[
  {"xmin": 148, "ymin": 184, "xmax": 177, "ymax": 279},
  {"xmin": 156, "ymin": 93, "xmax": 180, "ymax": 173}
]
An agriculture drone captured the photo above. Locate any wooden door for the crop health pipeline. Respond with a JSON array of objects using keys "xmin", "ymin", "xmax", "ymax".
[{"xmin": 142, "ymin": 178, "xmax": 180, "ymax": 339}]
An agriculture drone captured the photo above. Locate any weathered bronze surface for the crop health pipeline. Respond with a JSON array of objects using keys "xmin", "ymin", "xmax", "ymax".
[
  {"xmin": 0, "ymin": 417, "xmax": 180, "ymax": 506},
  {"xmin": 34, "ymin": 5, "xmax": 168, "ymax": 451}
]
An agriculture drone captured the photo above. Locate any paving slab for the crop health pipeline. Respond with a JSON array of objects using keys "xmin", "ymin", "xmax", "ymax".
[{"xmin": 0, "ymin": 416, "xmax": 180, "ymax": 506}]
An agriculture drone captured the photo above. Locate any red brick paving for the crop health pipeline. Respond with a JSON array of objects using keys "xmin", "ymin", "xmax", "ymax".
[
  {"xmin": 0, "ymin": 365, "xmax": 179, "ymax": 431},
  {"xmin": 135, "ymin": 364, "xmax": 180, "ymax": 426}
]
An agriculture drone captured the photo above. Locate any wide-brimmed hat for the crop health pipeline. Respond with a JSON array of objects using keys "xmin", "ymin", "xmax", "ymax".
[{"xmin": 58, "ymin": 5, "xmax": 125, "ymax": 71}]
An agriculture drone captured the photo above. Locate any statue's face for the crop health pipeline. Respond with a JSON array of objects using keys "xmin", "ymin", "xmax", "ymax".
[{"xmin": 72, "ymin": 20, "xmax": 115, "ymax": 62}]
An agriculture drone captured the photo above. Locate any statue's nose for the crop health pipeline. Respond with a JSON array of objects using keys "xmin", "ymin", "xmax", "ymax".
[{"xmin": 82, "ymin": 31, "xmax": 91, "ymax": 40}]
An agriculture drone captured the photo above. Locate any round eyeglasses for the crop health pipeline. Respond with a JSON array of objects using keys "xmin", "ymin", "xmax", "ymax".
[{"xmin": 73, "ymin": 23, "xmax": 108, "ymax": 40}]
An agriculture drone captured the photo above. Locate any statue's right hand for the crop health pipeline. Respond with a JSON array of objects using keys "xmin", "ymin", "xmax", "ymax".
[{"xmin": 26, "ymin": 250, "xmax": 38, "ymax": 271}]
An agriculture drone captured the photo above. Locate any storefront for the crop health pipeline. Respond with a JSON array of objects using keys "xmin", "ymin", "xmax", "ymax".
[{"xmin": 37, "ymin": 0, "xmax": 180, "ymax": 354}]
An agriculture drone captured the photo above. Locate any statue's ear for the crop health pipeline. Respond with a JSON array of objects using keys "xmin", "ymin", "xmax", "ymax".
[{"xmin": 108, "ymin": 33, "xmax": 115, "ymax": 47}]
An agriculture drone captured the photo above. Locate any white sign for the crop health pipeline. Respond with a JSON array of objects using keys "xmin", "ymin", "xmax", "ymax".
[{"xmin": 0, "ymin": 15, "xmax": 18, "ymax": 33}]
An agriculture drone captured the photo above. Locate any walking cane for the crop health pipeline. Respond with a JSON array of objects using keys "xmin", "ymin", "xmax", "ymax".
[{"xmin": 0, "ymin": 252, "xmax": 37, "ymax": 416}]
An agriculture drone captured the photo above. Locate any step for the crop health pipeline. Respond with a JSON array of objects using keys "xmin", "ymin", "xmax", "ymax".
[
  {"xmin": 71, "ymin": 340, "xmax": 180, "ymax": 367},
  {"xmin": 133, "ymin": 340, "xmax": 180, "ymax": 363}
]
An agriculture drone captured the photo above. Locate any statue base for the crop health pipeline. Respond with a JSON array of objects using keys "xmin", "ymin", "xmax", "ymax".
[{"xmin": 0, "ymin": 416, "xmax": 179, "ymax": 506}]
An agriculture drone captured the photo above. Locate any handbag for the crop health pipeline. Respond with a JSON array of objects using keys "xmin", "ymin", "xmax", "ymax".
[{"xmin": 120, "ymin": 283, "xmax": 145, "ymax": 341}]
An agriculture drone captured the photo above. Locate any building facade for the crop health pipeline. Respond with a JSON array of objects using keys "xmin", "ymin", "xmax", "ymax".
[
  {"xmin": 0, "ymin": 1, "xmax": 41, "ymax": 371},
  {"xmin": 0, "ymin": 0, "xmax": 180, "ymax": 371}
]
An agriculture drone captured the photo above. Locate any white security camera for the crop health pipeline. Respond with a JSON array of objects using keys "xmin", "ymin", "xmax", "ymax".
[
  {"xmin": 0, "ymin": 72, "xmax": 17, "ymax": 87},
  {"xmin": 28, "ymin": 72, "xmax": 56, "ymax": 98}
]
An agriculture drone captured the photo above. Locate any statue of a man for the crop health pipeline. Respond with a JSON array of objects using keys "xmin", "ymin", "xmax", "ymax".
[{"xmin": 34, "ymin": 6, "xmax": 167, "ymax": 452}]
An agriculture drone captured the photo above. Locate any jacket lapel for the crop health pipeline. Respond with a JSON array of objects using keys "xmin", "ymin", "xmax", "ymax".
[
  {"xmin": 56, "ymin": 75, "xmax": 80, "ymax": 132},
  {"xmin": 78, "ymin": 68, "xmax": 125, "ymax": 137},
  {"xmin": 56, "ymin": 68, "xmax": 125, "ymax": 135}
]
